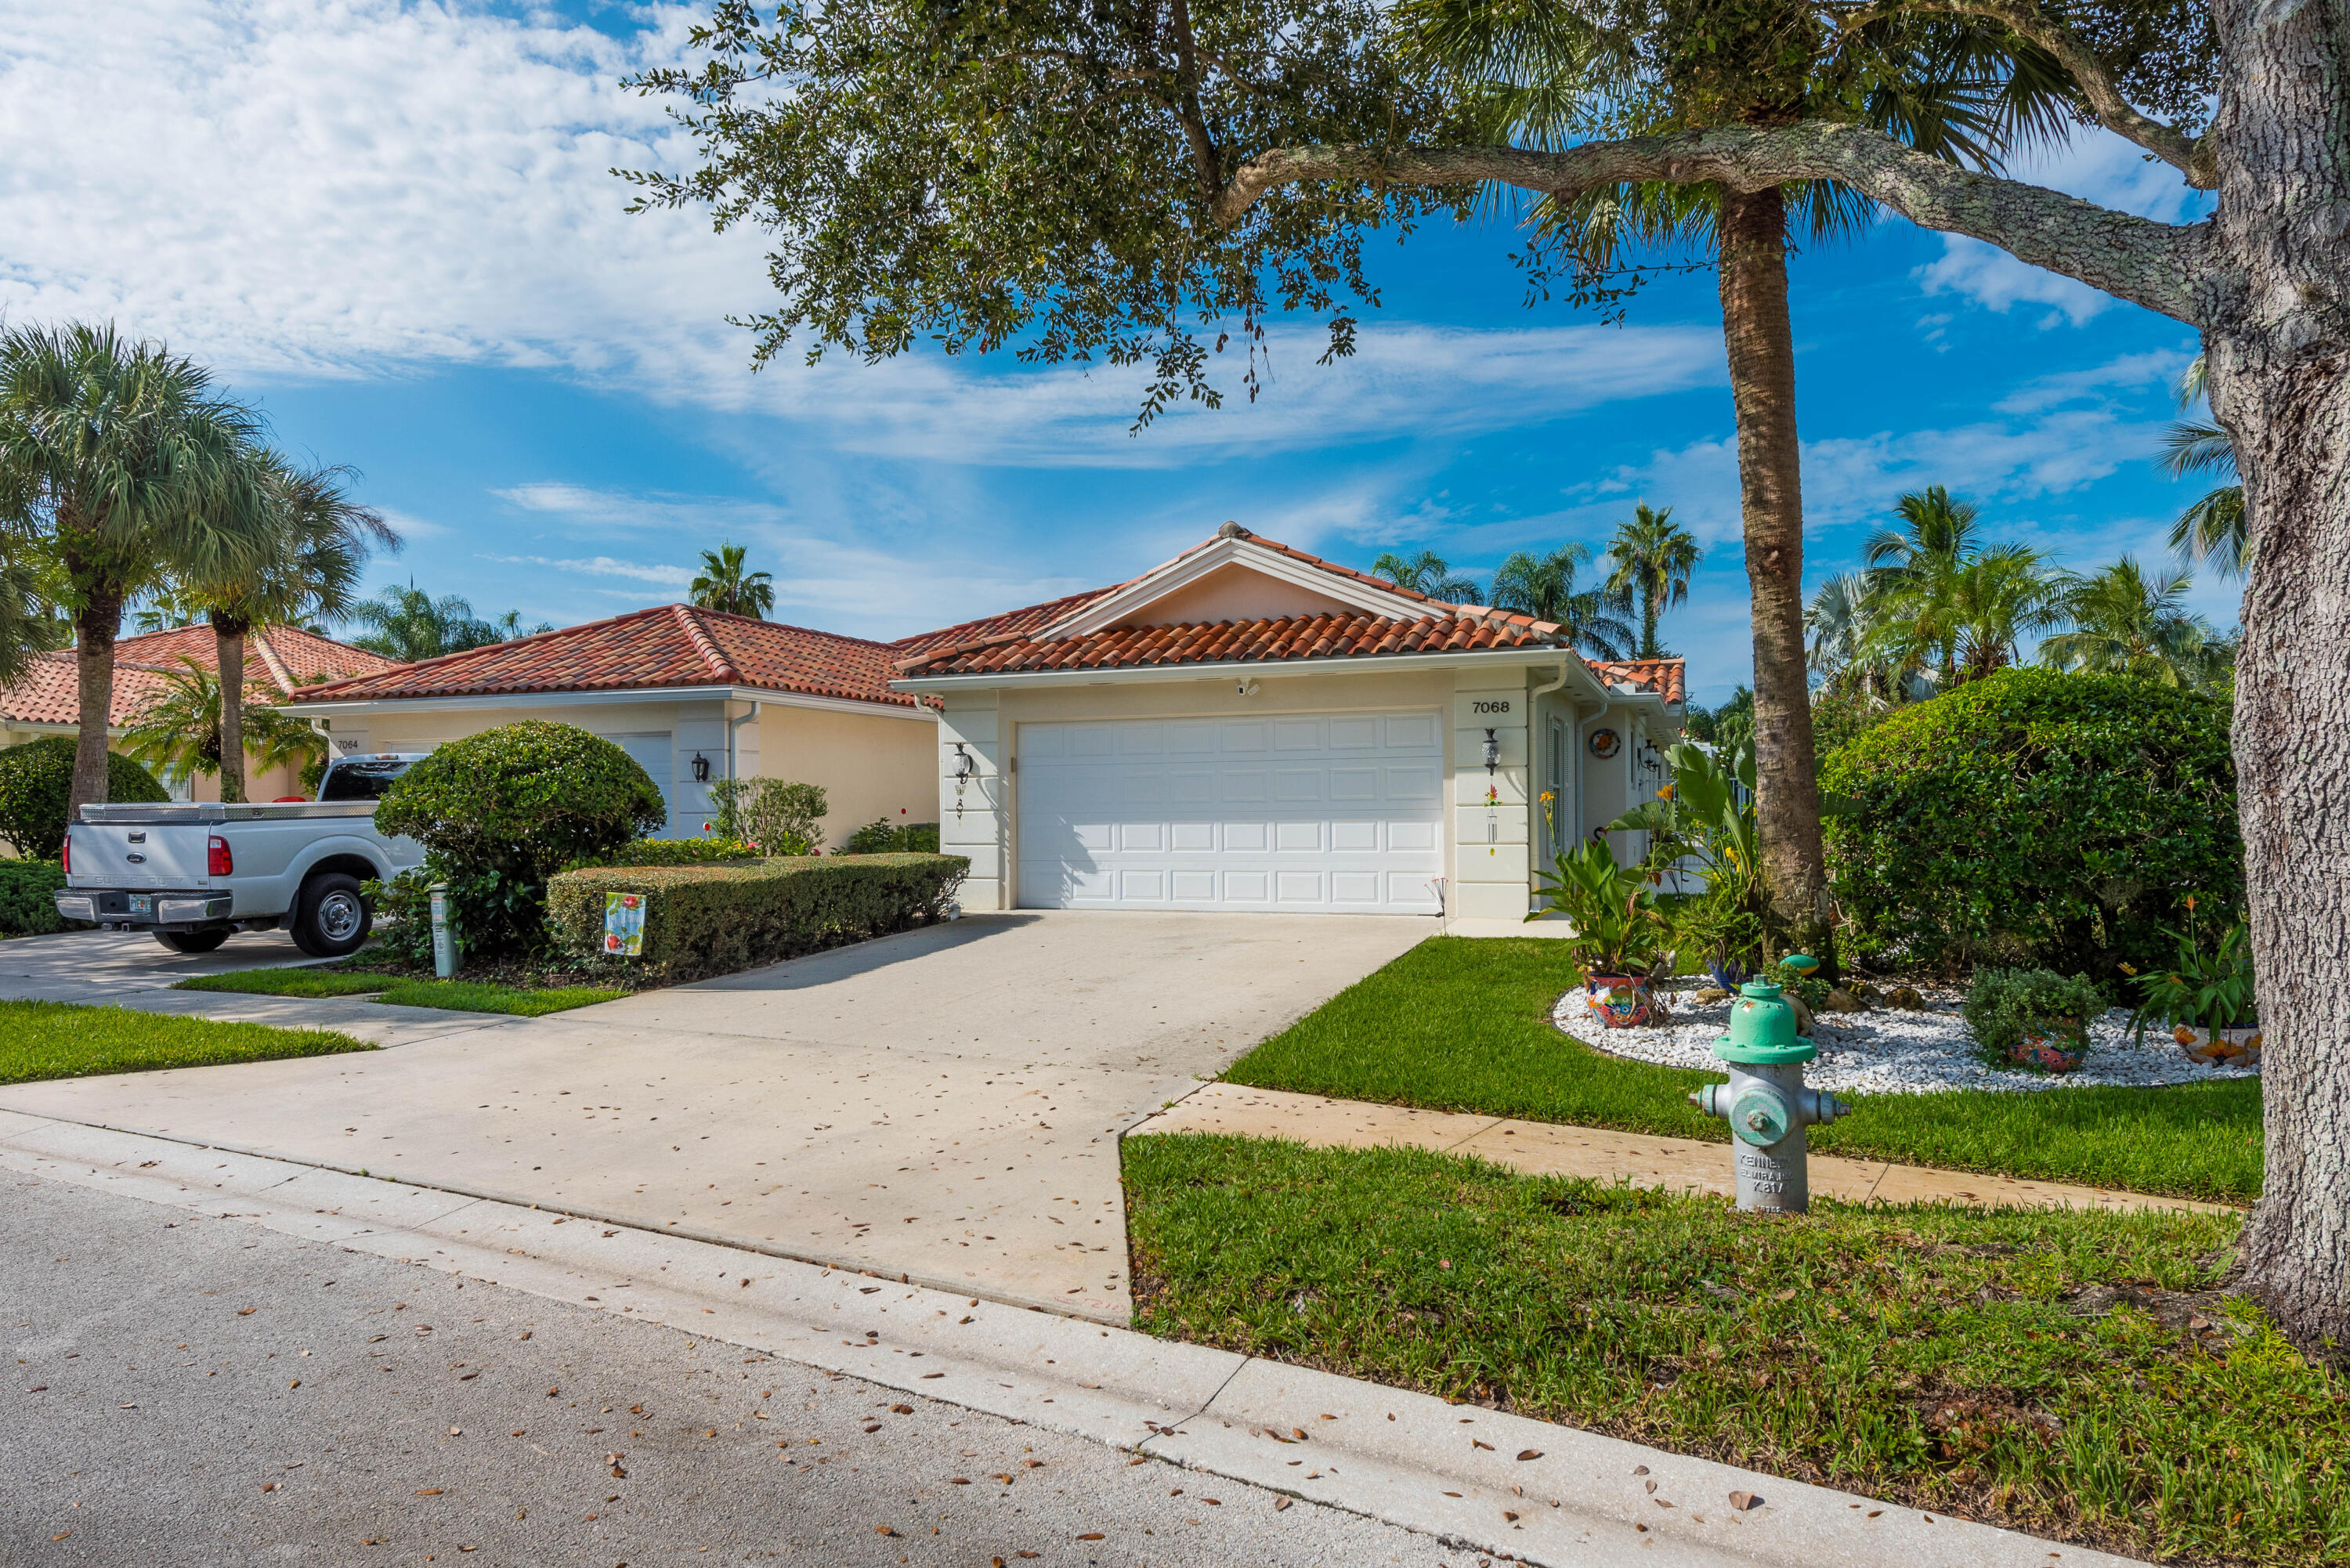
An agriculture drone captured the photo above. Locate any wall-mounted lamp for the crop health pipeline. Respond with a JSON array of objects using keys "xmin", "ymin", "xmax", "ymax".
[
  {"xmin": 951, "ymin": 742, "xmax": 978, "ymax": 822},
  {"xmin": 1483, "ymin": 728, "xmax": 1501, "ymax": 776},
  {"xmin": 690, "ymin": 751, "xmax": 710, "ymax": 784}
]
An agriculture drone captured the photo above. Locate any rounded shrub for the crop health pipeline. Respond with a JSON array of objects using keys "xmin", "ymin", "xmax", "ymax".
[
  {"xmin": 0, "ymin": 737, "xmax": 168, "ymax": 860},
  {"xmin": 1820, "ymin": 668, "xmax": 2239, "ymax": 978},
  {"xmin": 374, "ymin": 721, "xmax": 666, "ymax": 956}
]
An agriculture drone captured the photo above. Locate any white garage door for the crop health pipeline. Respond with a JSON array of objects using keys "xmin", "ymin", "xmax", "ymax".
[{"xmin": 1016, "ymin": 710, "xmax": 1445, "ymax": 913}]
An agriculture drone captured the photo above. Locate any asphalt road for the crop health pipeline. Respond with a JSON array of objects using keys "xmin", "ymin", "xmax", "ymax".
[{"xmin": 2, "ymin": 1171, "xmax": 1454, "ymax": 1568}]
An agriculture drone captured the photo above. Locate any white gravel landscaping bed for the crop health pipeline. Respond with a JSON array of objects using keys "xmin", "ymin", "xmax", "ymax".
[{"xmin": 1554, "ymin": 985, "xmax": 2263, "ymax": 1095}]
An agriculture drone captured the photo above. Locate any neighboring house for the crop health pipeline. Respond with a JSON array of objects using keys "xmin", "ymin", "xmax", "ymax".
[
  {"xmin": 891, "ymin": 523, "xmax": 1685, "ymax": 929},
  {"xmin": 0, "ymin": 624, "xmax": 398, "ymax": 801},
  {"xmin": 286, "ymin": 604, "xmax": 937, "ymax": 842}
]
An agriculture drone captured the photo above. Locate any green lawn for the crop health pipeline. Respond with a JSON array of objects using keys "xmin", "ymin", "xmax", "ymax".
[
  {"xmin": 1225, "ymin": 938, "xmax": 2261, "ymax": 1204},
  {"xmin": 0, "ymin": 1000, "xmax": 372, "ymax": 1086},
  {"xmin": 175, "ymin": 969, "xmax": 622, "ymax": 1016},
  {"xmin": 372, "ymin": 978, "xmax": 624, "ymax": 1016},
  {"xmin": 176, "ymin": 969, "xmax": 392, "ymax": 998},
  {"xmin": 1126, "ymin": 1134, "xmax": 2341, "ymax": 1566}
]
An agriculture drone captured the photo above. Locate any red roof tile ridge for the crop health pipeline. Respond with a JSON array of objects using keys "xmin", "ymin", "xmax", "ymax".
[
  {"xmin": 290, "ymin": 602, "xmax": 683, "ymax": 701},
  {"xmin": 672, "ymin": 604, "xmax": 741, "ymax": 683},
  {"xmin": 248, "ymin": 627, "xmax": 297, "ymax": 695}
]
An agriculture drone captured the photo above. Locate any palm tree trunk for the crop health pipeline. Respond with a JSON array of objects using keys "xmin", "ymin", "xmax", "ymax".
[
  {"xmin": 212, "ymin": 610, "xmax": 250, "ymax": 804},
  {"xmin": 1641, "ymin": 593, "xmax": 1661, "ymax": 661},
  {"xmin": 1716, "ymin": 186, "xmax": 1834, "ymax": 976},
  {"xmin": 68, "ymin": 583, "xmax": 125, "ymax": 819}
]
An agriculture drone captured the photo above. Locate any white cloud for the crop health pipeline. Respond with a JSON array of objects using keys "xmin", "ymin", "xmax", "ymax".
[
  {"xmin": 0, "ymin": 0, "xmax": 1726, "ymax": 469},
  {"xmin": 1993, "ymin": 349, "xmax": 2194, "ymax": 415}
]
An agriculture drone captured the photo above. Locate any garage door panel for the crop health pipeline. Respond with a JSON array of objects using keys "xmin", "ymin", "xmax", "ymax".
[
  {"xmin": 1390, "ymin": 820, "xmax": 1440, "ymax": 852},
  {"xmin": 1222, "ymin": 771, "xmax": 1271, "ymax": 802},
  {"xmin": 1018, "ymin": 708, "xmax": 1444, "ymax": 913},
  {"xmin": 1386, "ymin": 765, "xmax": 1441, "ymax": 802},
  {"xmin": 1224, "ymin": 821, "xmax": 1270, "ymax": 851}
]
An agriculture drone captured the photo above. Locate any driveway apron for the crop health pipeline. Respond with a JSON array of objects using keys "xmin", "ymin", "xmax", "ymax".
[{"xmin": 0, "ymin": 911, "xmax": 1430, "ymax": 1320}]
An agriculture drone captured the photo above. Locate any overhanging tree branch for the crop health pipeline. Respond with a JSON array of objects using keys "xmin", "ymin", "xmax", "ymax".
[
  {"xmin": 1213, "ymin": 122, "xmax": 2218, "ymax": 324},
  {"xmin": 1828, "ymin": 0, "xmax": 2215, "ymax": 187}
]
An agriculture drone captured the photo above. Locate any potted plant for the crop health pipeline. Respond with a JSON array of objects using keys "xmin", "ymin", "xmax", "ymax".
[
  {"xmin": 1962, "ymin": 968, "xmax": 2109, "ymax": 1073},
  {"xmin": 1529, "ymin": 840, "xmax": 1674, "ymax": 1027},
  {"xmin": 2128, "ymin": 906, "xmax": 2260, "ymax": 1068}
]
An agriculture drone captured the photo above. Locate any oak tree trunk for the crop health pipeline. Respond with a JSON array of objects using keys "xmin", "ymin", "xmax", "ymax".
[
  {"xmin": 2209, "ymin": 0, "xmax": 2350, "ymax": 1359},
  {"xmin": 69, "ymin": 585, "xmax": 125, "ymax": 819},
  {"xmin": 212, "ymin": 612, "xmax": 249, "ymax": 804},
  {"xmin": 1716, "ymin": 185, "xmax": 1835, "ymax": 976}
]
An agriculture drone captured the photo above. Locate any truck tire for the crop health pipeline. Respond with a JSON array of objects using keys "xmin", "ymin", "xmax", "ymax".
[
  {"xmin": 290, "ymin": 873, "xmax": 372, "ymax": 958},
  {"xmin": 155, "ymin": 929, "xmax": 230, "ymax": 955}
]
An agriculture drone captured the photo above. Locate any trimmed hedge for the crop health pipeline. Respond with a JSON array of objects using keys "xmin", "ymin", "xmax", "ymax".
[
  {"xmin": 374, "ymin": 721, "xmax": 667, "ymax": 956},
  {"xmin": 566, "ymin": 836, "xmax": 763, "ymax": 871},
  {"xmin": 546, "ymin": 853, "xmax": 969, "ymax": 982},
  {"xmin": 1822, "ymin": 668, "xmax": 2239, "ymax": 978},
  {"xmin": 0, "ymin": 738, "xmax": 168, "ymax": 861},
  {"xmin": 0, "ymin": 859, "xmax": 72, "ymax": 938}
]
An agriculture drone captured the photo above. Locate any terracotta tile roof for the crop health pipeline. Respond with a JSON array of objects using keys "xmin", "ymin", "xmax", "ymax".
[
  {"xmin": 895, "ymin": 609, "xmax": 1565, "ymax": 677},
  {"xmin": 290, "ymin": 603, "xmax": 919, "ymax": 709},
  {"xmin": 0, "ymin": 625, "xmax": 394, "ymax": 731},
  {"xmin": 108, "ymin": 623, "xmax": 398, "ymax": 697},
  {"xmin": 1587, "ymin": 658, "xmax": 1687, "ymax": 705},
  {"xmin": 889, "ymin": 586, "xmax": 1123, "ymax": 659},
  {"xmin": 0, "ymin": 652, "xmax": 174, "ymax": 728},
  {"xmin": 888, "ymin": 526, "xmax": 1694, "ymax": 703}
]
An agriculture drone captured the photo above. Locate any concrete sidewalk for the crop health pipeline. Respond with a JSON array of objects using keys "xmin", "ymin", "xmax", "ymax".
[
  {"xmin": 1133, "ymin": 1081, "xmax": 2243, "ymax": 1214},
  {"xmin": 0, "ymin": 1106, "xmax": 2151, "ymax": 1568},
  {"xmin": 0, "ymin": 912, "xmax": 1431, "ymax": 1320}
]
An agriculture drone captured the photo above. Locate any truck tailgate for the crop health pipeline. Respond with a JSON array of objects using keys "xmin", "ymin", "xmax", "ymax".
[{"xmin": 68, "ymin": 824, "xmax": 211, "ymax": 889}]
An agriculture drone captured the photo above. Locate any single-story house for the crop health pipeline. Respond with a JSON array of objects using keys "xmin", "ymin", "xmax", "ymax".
[
  {"xmin": 287, "ymin": 604, "xmax": 938, "ymax": 843},
  {"xmin": 890, "ymin": 523, "xmax": 1685, "ymax": 930},
  {"xmin": 0, "ymin": 623, "xmax": 399, "ymax": 801}
]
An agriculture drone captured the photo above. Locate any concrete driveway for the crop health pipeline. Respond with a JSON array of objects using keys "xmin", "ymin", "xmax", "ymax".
[{"xmin": 0, "ymin": 912, "xmax": 1430, "ymax": 1320}]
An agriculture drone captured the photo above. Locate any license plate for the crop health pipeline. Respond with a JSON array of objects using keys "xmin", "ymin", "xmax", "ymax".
[{"xmin": 128, "ymin": 894, "xmax": 154, "ymax": 917}]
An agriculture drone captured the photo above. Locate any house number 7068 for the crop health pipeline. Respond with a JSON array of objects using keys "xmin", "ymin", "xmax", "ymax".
[{"xmin": 1471, "ymin": 700, "xmax": 1512, "ymax": 715}]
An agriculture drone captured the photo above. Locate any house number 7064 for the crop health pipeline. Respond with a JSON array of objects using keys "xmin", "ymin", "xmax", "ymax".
[{"xmin": 1471, "ymin": 700, "xmax": 1513, "ymax": 715}]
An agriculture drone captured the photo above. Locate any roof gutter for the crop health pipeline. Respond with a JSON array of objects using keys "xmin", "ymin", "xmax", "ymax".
[{"xmin": 287, "ymin": 684, "xmax": 934, "ymax": 722}]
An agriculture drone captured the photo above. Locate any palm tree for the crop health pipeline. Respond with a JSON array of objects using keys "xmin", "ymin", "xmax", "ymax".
[
  {"xmin": 1806, "ymin": 570, "xmax": 1894, "ymax": 699},
  {"xmin": 1864, "ymin": 486, "xmax": 1983, "ymax": 590},
  {"xmin": 180, "ymin": 456, "xmax": 398, "ymax": 801},
  {"xmin": 345, "ymin": 583, "xmax": 522, "ymax": 663},
  {"xmin": 690, "ymin": 543, "xmax": 776, "ymax": 619},
  {"xmin": 1489, "ymin": 543, "xmax": 1636, "ymax": 659},
  {"xmin": 2160, "ymin": 355, "xmax": 2248, "ymax": 580},
  {"xmin": 2041, "ymin": 558, "xmax": 2232, "ymax": 688},
  {"xmin": 1603, "ymin": 502, "xmax": 1701, "ymax": 659},
  {"xmin": 121, "ymin": 657, "xmax": 325, "ymax": 791},
  {"xmin": 1943, "ymin": 545, "xmax": 2070, "ymax": 680},
  {"xmin": 1370, "ymin": 548, "xmax": 1482, "ymax": 602},
  {"xmin": 0, "ymin": 323, "xmax": 279, "ymax": 813},
  {"xmin": 1403, "ymin": 0, "xmax": 2068, "ymax": 970}
]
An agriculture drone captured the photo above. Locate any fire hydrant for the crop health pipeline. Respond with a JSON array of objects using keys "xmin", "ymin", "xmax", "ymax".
[{"xmin": 1689, "ymin": 975, "xmax": 1849, "ymax": 1212}]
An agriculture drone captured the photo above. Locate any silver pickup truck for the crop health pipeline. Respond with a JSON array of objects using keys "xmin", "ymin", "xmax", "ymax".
[{"xmin": 55, "ymin": 753, "xmax": 428, "ymax": 957}]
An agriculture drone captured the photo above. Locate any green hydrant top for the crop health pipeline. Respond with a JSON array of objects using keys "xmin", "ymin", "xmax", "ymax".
[{"xmin": 1715, "ymin": 978, "xmax": 1817, "ymax": 1065}]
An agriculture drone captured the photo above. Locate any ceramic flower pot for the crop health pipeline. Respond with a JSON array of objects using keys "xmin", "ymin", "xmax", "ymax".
[
  {"xmin": 2175, "ymin": 1023, "xmax": 2262, "ymax": 1069},
  {"xmin": 2008, "ymin": 1019, "xmax": 2088, "ymax": 1072},
  {"xmin": 1584, "ymin": 974, "xmax": 1657, "ymax": 1029}
]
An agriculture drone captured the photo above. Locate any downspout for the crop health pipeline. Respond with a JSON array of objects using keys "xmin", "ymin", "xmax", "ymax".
[
  {"xmin": 725, "ymin": 701, "xmax": 760, "ymax": 823},
  {"xmin": 1526, "ymin": 663, "xmax": 1572, "ymax": 910}
]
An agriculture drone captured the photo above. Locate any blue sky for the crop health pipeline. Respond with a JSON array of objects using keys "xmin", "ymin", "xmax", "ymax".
[{"xmin": 4, "ymin": 0, "xmax": 2220, "ymax": 706}]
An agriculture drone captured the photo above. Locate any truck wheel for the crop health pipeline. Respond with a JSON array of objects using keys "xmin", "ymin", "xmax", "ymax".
[
  {"xmin": 291, "ymin": 873, "xmax": 372, "ymax": 958},
  {"xmin": 155, "ymin": 929, "xmax": 230, "ymax": 955}
]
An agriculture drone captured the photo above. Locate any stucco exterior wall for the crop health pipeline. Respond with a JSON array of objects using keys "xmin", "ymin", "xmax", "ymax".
[{"xmin": 322, "ymin": 695, "xmax": 932, "ymax": 842}]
